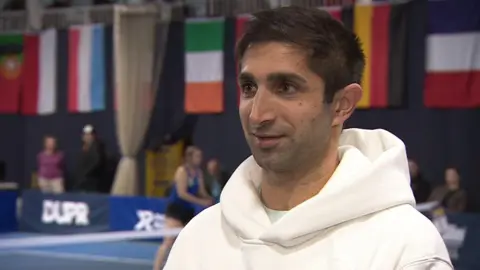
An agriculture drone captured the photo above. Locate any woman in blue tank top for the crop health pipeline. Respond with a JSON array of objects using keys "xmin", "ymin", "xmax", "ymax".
[
  {"xmin": 154, "ymin": 146, "xmax": 213, "ymax": 269},
  {"xmin": 168, "ymin": 146, "xmax": 213, "ymax": 212}
]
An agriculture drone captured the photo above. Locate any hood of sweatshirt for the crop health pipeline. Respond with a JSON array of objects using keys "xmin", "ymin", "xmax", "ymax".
[{"xmin": 220, "ymin": 128, "xmax": 415, "ymax": 247}]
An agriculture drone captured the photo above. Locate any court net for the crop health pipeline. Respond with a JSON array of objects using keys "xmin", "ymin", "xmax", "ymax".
[
  {"xmin": 0, "ymin": 228, "xmax": 182, "ymax": 250},
  {"xmin": 0, "ymin": 230, "xmax": 175, "ymax": 270}
]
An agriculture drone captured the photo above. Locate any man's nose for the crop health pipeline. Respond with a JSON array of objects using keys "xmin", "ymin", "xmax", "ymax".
[{"xmin": 249, "ymin": 88, "xmax": 276, "ymax": 127}]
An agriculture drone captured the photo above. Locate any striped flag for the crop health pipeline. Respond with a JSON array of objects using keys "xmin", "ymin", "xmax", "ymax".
[
  {"xmin": 324, "ymin": 6, "xmax": 343, "ymax": 20},
  {"xmin": 22, "ymin": 29, "xmax": 57, "ymax": 115},
  {"xmin": 0, "ymin": 34, "xmax": 23, "ymax": 113},
  {"xmin": 323, "ymin": 6, "xmax": 354, "ymax": 30},
  {"xmin": 68, "ymin": 24, "xmax": 106, "ymax": 113},
  {"xmin": 424, "ymin": 0, "xmax": 480, "ymax": 108},
  {"xmin": 184, "ymin": 18, "xmax": 225, "ymax": 114},
  {"xmin": 235, "ymin": 14, "xmax": 250, "ymax": 106},
  {"xmin": 354, "ymin": 2, "xmax": 408, "ymax": 108}
]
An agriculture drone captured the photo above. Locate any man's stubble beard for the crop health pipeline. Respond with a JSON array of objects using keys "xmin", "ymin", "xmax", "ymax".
[{"xmin": 250, "ymin": 132, "xmax": 331, "ymax": 182}]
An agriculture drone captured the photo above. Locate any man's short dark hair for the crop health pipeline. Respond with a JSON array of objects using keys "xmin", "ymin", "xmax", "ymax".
[{"xmin": 236, "ymin": 6, "xmax": 365, "ymax": 103}]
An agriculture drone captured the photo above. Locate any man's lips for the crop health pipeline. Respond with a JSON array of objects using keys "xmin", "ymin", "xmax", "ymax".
[{"xmin": 251, "ymin": 134, "xmax": 284, "ymax": 149}]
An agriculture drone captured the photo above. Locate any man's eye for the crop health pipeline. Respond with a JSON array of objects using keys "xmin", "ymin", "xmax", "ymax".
[
  {"xmin": 279, "ymin": 82, "xmax": 297, "ymax": 94},
  {"xmin": 240, "ymin": 83, "xmax": 257, "ymax": 97}
]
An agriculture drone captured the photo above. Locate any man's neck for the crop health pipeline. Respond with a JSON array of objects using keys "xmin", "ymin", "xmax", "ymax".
[{"xmin": 260, "ymin": 144, "xmax": 339, "ymax": 211}]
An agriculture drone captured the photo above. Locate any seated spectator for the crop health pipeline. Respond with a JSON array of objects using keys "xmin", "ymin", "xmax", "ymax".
[
  {"xmin": 408, "ymin": 159, "xmax": 431, "ymax": 203},
  {"xmin": 37, "ymin": 135, "xmax": 64, "ymax": 194},
  {"xmin": 428, "ymin": 167, "xmax": 467, "ymax": 213},
  {"xmin": 204, "ymin": 158, "xmax": 228, "ymax": 202}
]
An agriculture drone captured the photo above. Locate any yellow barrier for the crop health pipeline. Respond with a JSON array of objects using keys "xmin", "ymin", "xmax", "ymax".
[{"xmin": 145, "ymin": 140, "xmax": 184, "ymax": 197}]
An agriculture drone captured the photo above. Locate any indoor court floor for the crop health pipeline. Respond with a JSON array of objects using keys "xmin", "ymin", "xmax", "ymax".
[{"xmin": 0, "ymin": 232, "xmax": 158, "ymax": 270}]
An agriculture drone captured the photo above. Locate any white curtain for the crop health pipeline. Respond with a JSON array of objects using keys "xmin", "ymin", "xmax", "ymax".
[{"xmin": 111, "ymin": 3, "xmax": 171, "ymax": 195}]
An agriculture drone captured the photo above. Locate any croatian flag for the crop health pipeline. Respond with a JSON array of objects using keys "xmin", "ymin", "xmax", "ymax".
[
  {"xmin": 424, "ymin": 0, "xmax": 480, "ymax": 108},
  {"xmin": 68, "ymin": 24, "xmax": 106, "ymax": 113}
]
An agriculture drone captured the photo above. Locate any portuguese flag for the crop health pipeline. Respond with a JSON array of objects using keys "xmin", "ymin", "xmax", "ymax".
[{"xmin": 0, "ymin": 34, "xmax": 23, "ymax": 113}]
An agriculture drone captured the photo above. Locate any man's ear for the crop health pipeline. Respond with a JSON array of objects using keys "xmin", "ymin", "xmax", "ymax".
[{"xmin": 331, "ymin": 83, "xmax": 362, "ymax": 127}]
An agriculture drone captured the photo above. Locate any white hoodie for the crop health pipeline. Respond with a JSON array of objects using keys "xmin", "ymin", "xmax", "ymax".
[{"xmin": 164, "ymin": 129, "xmax": 453, "ymax": 270}]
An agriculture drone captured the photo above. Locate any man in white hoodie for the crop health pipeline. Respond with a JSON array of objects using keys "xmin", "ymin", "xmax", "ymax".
[{"xmin": 164, "ymin": 6, "xmax": 452, "ymax": 270}]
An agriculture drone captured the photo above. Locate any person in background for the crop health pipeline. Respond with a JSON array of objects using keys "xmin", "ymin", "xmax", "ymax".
[
  {"xmin": 153, "ymin": 202, "xmax": 195, "ymax": 270},
  {"xmin": 158, "ymin": 146, "xmax": 212, "ymax": 268},
  {"xmin": 408, "ymin": 159, "xmax": 431, "ymax": 203},
  {"xmin": 204, "ymin": 159, "xmax": 227, "ymax": 202},
  {"xmin": 37, "ymin": 135, "xmax": 64, "ymax": 194},
  {"xmin": 74, "ymin": 125, "xmax": 106, "ymax": 192},
  {"xmin": 168, "ymin": 146, "xmax": 213, "ymax": 211},
  {"xmin": 429, "ymin": 167, "xmax": 467, "ymax": 213}
]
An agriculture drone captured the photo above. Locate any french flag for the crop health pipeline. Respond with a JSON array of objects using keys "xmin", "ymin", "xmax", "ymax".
[
  {"xmin": 68, "ymin": 24, "xmax": 106, "ymax": 113},
  {"xmin": 424, "ymin": 0, "xmax": 480, "ymax": 108}
]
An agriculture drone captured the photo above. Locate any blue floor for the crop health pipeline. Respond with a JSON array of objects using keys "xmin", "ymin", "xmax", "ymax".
[{"xmin": 0, "ymin": 232, "xmax": 159, "ymax": 270}]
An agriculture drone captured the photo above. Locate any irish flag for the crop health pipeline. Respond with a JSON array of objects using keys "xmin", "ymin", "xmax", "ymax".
[
  {"xmin": 68, "ymin": 24, "xmax": 106, "ymax": 113},
  {"xmin": 184, "ymin": 18, "xmax": 225, "ymax": 114},
  {"xmin": 22, "ymin": 29, "xmax": 57, "ymax": 115}
]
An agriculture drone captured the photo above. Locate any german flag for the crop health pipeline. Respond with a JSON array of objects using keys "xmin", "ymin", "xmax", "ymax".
[{"xmin": 354, "ymin": 3, "xmax": 408, "ymax": 108}]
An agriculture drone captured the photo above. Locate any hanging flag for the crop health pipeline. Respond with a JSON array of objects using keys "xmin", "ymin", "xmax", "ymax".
[
  {"xmin": 0, "ymin": 34, "xmax": 23, "ymax": 114},
  {"xmin": 68, "ymin": 24, "xmax": 106, "ymax": 113},
  {"xmin": 354, "ymin": 2, "xmax": 408, "ymax": 108},
  {"xmin": 424, "ymin": 0, "xmax": 480, "ymax": 108},
  {"xmin": 387, "ymin": 2, "xmax": 408, "ymax": 107},
  {"xmin": 341, "ymin": 6, "xmax": 354, "ymax": 31},
  {"xmin": 324, "ymin": 6, "xmax": 343, "ymax": 21},
  {"xmin": 22, "ymin": 29, "xmax": 57, "ymax": 115},
  {"xmin": 322, "ymin": 6, "xmax": 354, "ymax": 30},
  {"xmin": 184, "ymin": 18, "xmax": 225, "ymax": 114},
  {"xmin": 235, "ymin": 14, "xmax": 250, "ymax": 107}
]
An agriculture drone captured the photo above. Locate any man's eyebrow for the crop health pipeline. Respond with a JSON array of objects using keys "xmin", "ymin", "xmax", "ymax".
[
  {"xmin": 267, "ymin": 72, "xmax": 307, "ymax": 84},
  {"xmin": 238, "ymin": 72, "xmax": 307, "ymax": 84},
  {"xmin": 238, "ymin": 72, "xmax": 254, "ymax": 81}
]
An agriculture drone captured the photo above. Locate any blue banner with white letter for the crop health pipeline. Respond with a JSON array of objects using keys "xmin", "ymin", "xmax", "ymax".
[
  {"xmin": 19, "ymin": 190, "xmax": 110, "ymax": 234},
  {"xmin": 109, "ymin": 196, "xmax": 169, "ymax": 231},
  {"xmin": 0, "ymin": 190, "xmax": 18, "ymax": 233}
]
